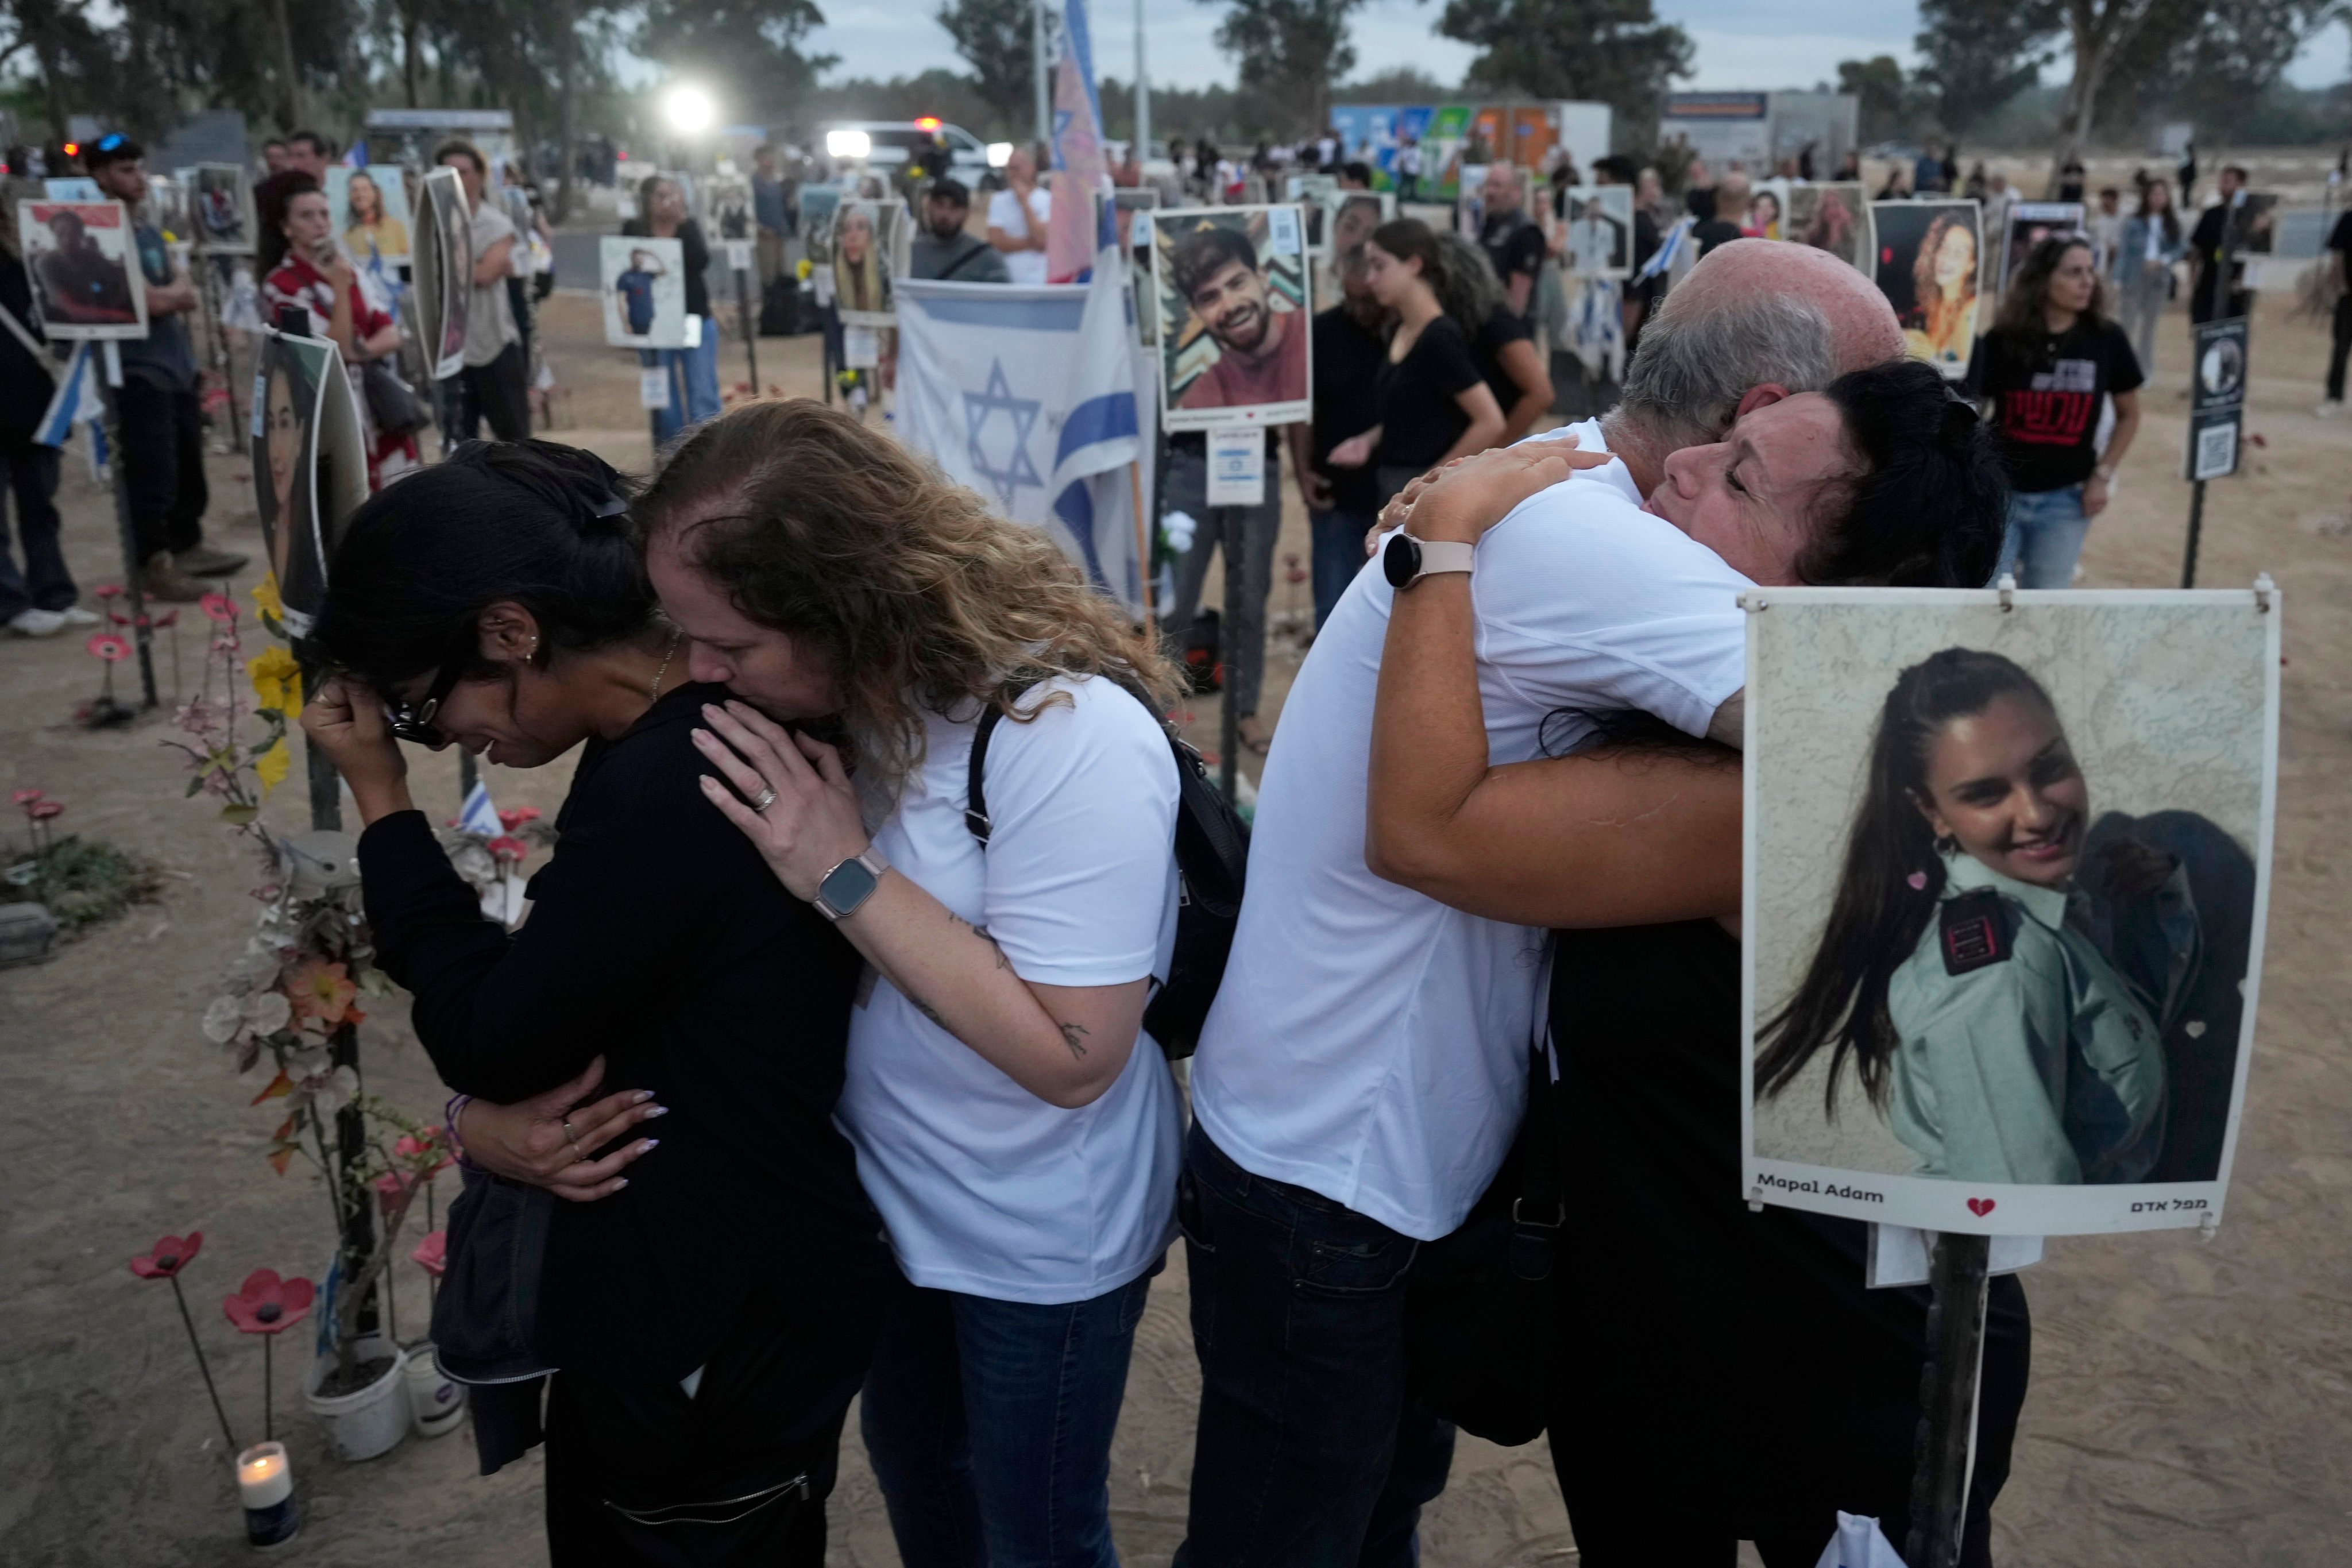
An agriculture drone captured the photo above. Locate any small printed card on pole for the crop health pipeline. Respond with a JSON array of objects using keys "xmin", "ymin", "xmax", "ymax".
[{"xmin": 1207, "ymin": 427, "xmax": 1265, "ymax": 506}]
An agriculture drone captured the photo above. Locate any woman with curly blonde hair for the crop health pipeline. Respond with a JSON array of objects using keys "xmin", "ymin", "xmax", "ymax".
[{"xmin": 637, "ymin": 396, "xmax": 1184, "ymax": 1568}]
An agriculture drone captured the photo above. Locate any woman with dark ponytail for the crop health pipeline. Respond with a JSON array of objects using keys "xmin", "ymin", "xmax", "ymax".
[
  {"xmin": 1759, "ymin": 647, "xmax": 2184, "ymax": 1185},
  {"xmin": 300, "ymin": 439, "xmax": 889, "ymax": 1565}
]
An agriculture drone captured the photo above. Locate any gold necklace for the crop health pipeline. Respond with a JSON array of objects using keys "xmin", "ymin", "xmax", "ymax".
[{"xmin": 648, "ymin": 630, "xmax": 681, "ymax": 701}]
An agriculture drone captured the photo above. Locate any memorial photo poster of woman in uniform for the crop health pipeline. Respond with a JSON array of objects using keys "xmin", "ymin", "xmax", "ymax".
[
  {"xmin": 1152, "ymin": 205, "xmax": 1314, "ymax": 432},
  {"xmin": 601, "ymin": 235, "xmax": 689, "ymax": 348},
  {"xmin": 1741, "ymin": 589, "xmax": 2278, "ymax": 1237},
  {"xmin": 252, "ymin": 331, "xmax": 366, "ymax": 639},
  {"xmin": 1874, "ymin": 199, "xmax": 1982, "ymax": 381}
]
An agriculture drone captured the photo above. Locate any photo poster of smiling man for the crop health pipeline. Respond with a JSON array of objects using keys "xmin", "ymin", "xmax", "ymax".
[
  {"xmin": 1741, "ymin": 587, "xmax": 2280, "ymax": 1238},
  {"xmin": 1152, "ymin": 205, "xmax": 1314, "ymax": 432},
  {"xmin": 250, "ymin": 330, "xmax": 366, "ymax": 639}
]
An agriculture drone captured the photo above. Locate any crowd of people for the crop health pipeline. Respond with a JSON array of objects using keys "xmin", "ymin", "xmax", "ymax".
[{"xmin": 0, "ymin": 106, "xmax": 2323, "ymax": 1568}]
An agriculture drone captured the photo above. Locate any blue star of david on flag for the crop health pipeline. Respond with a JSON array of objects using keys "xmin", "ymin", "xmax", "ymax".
[{"xmin": 963, "ymin": 360, "xmax": 1044, "ymax": 508}]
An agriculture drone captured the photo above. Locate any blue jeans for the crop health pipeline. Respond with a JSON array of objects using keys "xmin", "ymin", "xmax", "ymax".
[
  {"xmin": 644, "ymin": 323, "xmax": 724, "ymax": 449},
  {"xmin": 1176, "ymin": 1123, "xmax": 1457, "ymax": 1568},
  {"xmin": 1309, "ymin": 509, "xmax": 1375, "ymax": 631},
  {"xmin": 859, "ymin": 1264, "xmax": 1157, "ymax": 1568},
  {"xmin": 1995, "ymin": 483, "xmax": 2091, "ymax": 589}
]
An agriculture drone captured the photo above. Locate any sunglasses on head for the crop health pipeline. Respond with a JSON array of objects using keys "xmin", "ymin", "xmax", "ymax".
[{"xmin": 95, "ymin": 133, "xmax": 129, "ymax": 153}]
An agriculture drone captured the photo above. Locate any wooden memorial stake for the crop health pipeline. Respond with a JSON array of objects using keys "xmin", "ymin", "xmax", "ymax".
[
  {"xmin": 1218, "ymin": 504, "xmax": 1240, "ymax": 804},
  {"xmin": 1904, "ymin": 1231, "xmax": 1992, "ymax": 1568},
  {"xmin": 192, "ymin": 256, "xmax": 241, "ymax": 454},
  {"xmin": 94, "ymin": 343, "xmax": 161, "ymax": 711},
  {"xmin": 734, "ymin": 250, "xmax": 761, "ymax": 397},
  {"xmin": 1129, "ymin": 457, "xmax": 1155, "ymax": 639}
]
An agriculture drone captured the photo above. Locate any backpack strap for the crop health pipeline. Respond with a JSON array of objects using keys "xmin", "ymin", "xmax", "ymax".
[
  {"xmin": 965, "ymin": 700, "xmax": 1009, "ymax": 846},
  {"xmin": 1509, "ymin": 935, "xmax": 1565, "ymax": 1281}
]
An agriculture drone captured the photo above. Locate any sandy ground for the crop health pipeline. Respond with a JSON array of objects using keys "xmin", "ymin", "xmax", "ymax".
[{"xmin": 2, "ymin": 249, "xmax": 2348, "ymax": 1568}]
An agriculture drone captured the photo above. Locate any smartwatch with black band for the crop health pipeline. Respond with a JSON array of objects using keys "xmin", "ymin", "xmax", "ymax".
[{"xmin": 1382, "ymin": 532, "xmax": 1477, "ymax": 591}]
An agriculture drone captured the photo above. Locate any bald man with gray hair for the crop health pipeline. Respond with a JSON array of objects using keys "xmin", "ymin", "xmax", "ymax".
[{"xmin": 1174, "ymin": 238, "xmax": 2007, "ymax": 1568}]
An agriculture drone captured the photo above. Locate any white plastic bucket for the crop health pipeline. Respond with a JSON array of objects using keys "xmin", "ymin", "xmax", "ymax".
[
  {"xmin": 303, "ymin": 1334, "xmax": 410, "ymax": 1462},
  {"xmin": 402, "ymin": 1343, "xmax": 468, "ymax": 1437}
]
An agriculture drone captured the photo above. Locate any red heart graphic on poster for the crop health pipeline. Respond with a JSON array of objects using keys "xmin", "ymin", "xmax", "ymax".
[{"xmin": 1967, "ymin": 1198, "xmax": 1996, "ymax": 1216}]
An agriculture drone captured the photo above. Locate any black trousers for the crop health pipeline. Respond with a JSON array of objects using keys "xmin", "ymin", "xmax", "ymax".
[
  {"xmin": 458, "ymin": 341, "xmax": 532, "ymax": 442},
  {"xmin": 0, "ymin": 441, "xmax": 70, "ymax": 618},
  {"xmin": 2328, "ymin": 295, "xmax": 2351, "ymax": 403},
  {"xmin": 542, "ymin": 1298, "xmax": 849, "ymax": 1568},
  {"xmin": 115, "ymin": 376, "xmax": 208, "ymax": 561}
]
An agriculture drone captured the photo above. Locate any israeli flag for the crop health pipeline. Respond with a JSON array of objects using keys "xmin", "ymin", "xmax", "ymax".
[
  {"xmin": 898, "ymin": 253, "xmax": 1146, "ymax": 615},
  {"xmin": 457, "ymin": 780, "xmax": 501, "ymax": 837},
  {"xmin": 34, "ymin": 342, "xmax": 100, "ymax": 449}
]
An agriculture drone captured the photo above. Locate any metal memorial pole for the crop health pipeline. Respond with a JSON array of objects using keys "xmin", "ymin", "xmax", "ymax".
[
  {"xmin": 1033, "ymin": 0, "xmax": 1053, "ymax": 151},
  {"xmin": 191, "ymin": 255, "xmax": 238, "ymax": 454},
  {"xmin": 2181, "ymin": 200, "xmax": 2239, "ymax": 590},
  {"xmin": 1218, "ymin": 504, "xmax": 1239, "ymax": 804},
  {"xmin": 92, "ymin": 346, "xmax": 161, "ymax": 712},
  {"xmin": 1133, "ymin": 0, "xmax": 1150, "ymax": 160},
  {"xmin": 1903, "ymin": 1232, "xmax": 1992, "ymax": 1568},
  {"xmin": 735, "ymin": 258, "xmax": 760, "ymax": 397}
]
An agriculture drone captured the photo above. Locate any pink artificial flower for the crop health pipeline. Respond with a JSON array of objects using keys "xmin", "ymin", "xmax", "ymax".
[
  {"xmin": 485, "ymin": 835, "xmax": 528, "ymax": 864},
  {"xmin": 94, "ymin": 583, "xmax": 122, "ymax": 600},
  {"xmin": 411, "ymin": 1230, "xmax": 447, "ymax": 1279},
  {"xmin": 129, "ymin": 1231, "xmax": 204, "ymax": 1280},
  {"xmin": 9, "ymin": 788, "xmax": 41, "ymax": 806},
  {"xmin": 199, "ymin": 590, "xmax": 238, "ymax": 624},
  {"xmin": 87, "ymin": 632, "xmax": 130, "ymax": 662},
  {"xmin": 497, "ymin": 806, "xmax": 542, "ymax": 831},
  {"xmin": 222, "ymin": 1269, "xmax": 314, "ymax": 1335},
  {"xmin": 29, "ymin": 801, "xmax": 63, "ymax": 821}
]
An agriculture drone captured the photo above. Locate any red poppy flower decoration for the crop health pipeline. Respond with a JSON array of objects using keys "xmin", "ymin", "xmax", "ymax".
[
  {"xmin": 9, "ymin": 788, "xmax": 41, "ymax": 807},
  {"xmin": 222, "ymin": 1269, "xmax": 314, "ymax": 1335},
  {"xmin": 486, "ymin": 835, "xmax": 528, "ymax": 864},
  {"xmin": 29, "ymin": 801, "xmax": 63, "ymax": 821},
  {"xmin": 129, "ymin": 1230, "xmax": 205, "ymax": 1280},
  {"xmin": 87, "ymin": 632, "xmax": 130, "ymax": 662},
  {"xmin": 411, "ymin": 1230, "xmax": 447, "ymax": 1279},
  {"xmin": 199, "ymin": 590, "xmax": 238, "ymax": 624},
  {"xmin": 94, "ymin": 583, "xmax": 122, "ymax": 601},
  {"xmin": 497, "ymin": 806, "xmax": 542, "ymax": 831}
]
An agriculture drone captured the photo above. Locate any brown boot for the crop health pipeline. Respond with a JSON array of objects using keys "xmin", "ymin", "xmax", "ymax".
[{"xmin": 141, "ymin": 552, "xmax": 206, "ymax": 603}]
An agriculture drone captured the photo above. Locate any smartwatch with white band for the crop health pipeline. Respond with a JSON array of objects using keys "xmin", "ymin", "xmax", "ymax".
[
  {"xmin": 1381, "ymin": 533, "xmax": 1476, "ymax": 591},
  {"xmin": 813, "ymin": 849, "xmax": 890, "ymax": 922}
]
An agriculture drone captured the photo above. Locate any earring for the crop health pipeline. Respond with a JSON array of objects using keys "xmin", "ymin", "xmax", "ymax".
[{"xmin": 1933, "ymin": 833, "xmax": 1957, "ymax": 857}]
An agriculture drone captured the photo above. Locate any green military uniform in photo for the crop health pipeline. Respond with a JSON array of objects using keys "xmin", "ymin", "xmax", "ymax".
[{"xmin": 1886, "ymin": 850, "xmax": 2172, "ymax": 1185}]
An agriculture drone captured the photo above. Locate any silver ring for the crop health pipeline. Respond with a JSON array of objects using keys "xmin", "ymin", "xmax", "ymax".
[{"xmin": 754, "ymin": 786, "xmax": 778, "ymax": 813}]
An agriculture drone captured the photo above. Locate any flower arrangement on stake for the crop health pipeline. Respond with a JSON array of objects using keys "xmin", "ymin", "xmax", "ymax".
[
  {"xmin": 223, "ymin": 1269, "xmax": 314, "ymax": 1441},
  {"xmin": 187, "ymin": 579, "xmax": 438, "ymax": 1399},
  {"xmin": 129, "ymin": 1231, "xmax": 240, "ymax": 1454}
]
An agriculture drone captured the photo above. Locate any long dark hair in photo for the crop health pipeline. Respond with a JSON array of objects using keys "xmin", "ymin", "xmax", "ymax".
[
  {"xmin": 1992, "ymin": 235, "xmax": 2108, "ymax": 339},
  {"xmin": 1755, "ymin": 648, "xmax": 2059, "ymax": 1111},
  {"xmin": 311, "ymin": 439, "xmax": 656, "ymax": 691}
]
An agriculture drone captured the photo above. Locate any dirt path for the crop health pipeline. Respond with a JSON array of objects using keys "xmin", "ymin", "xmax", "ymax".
[{"xmin": 1, "ymin": 273, "xmax": 2345, "ymax": 1567}]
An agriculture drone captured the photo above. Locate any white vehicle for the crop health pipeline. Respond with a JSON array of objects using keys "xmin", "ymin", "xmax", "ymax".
[{"xmin": 820, "ymin": 119, "xmax": 995, "ymax": 187}]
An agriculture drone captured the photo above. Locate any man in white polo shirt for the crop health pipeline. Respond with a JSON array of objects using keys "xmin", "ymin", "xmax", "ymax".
[{"xmin": 1175, "ymin": 242, "xmax": 1935, "ymax": 1568}]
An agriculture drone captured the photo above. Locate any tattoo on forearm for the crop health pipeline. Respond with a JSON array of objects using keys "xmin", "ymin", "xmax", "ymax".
[
  {"xmin": 1059, "ymin": 1021, "xmax": 1090, "ymax": 1060},
  {"xmin": 949, "ymin": 910, "xmax": 1014, "ymax": 971}
]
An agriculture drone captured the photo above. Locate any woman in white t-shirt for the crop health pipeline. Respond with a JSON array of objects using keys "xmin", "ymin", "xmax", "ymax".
[
  {"xmin": 636, "ymin": 398, "xmax": 1184, "ymax": 1568},
  {"xmin": 987, "ymin": 145, "xmax": 1056, "ymax": 286}
]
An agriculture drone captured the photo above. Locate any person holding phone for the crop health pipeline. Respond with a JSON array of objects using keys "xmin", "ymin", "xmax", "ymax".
[{"xmin": 262, "ymin": 180, "xmax": 419, "ymax": 491}]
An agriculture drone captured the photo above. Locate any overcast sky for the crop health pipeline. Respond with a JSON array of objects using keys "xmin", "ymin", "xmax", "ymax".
[{"xmin": 794, "ymin": 0, "xmax": 2349, "ymax": 98}]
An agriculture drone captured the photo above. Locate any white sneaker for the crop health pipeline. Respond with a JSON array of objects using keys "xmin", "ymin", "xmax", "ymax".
[
  {"xmin": 7, "ymin": 608, "xmax": 66, "ymax": 637},
  {"xmin": 2317, "ymin": 400, "xmax": 2345, "ymax": 420},
  {"xmin": 57, "ymin": 605, "xmax": 99, "ymax": 625}
]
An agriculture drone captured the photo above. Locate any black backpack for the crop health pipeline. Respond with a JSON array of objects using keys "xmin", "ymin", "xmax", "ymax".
[{"xmin": 965, "ymin": 680, "xmax": 1249, "ymax": 1060}]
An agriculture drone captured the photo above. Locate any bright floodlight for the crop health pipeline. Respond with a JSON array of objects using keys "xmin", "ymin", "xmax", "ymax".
[
  {"xmin": 987, "ymin": 141, "xmax": 1013, "ymax": 168},
  {"xmin": 664, "ymin": 86, "xmax": 715, "ymax": 134},
  {"xmin": 826, "ymin": 129, "xmax": 872, "ymax": 160}
]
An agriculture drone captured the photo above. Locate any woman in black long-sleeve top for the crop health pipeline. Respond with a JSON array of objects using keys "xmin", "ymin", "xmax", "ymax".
[{"xmin": 300, "ymin": 439, "xmax": 889, "ymax": 1566}]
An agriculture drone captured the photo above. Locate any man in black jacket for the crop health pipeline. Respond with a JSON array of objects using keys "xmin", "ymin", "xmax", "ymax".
[{"xmin": 907, "ymin": 179, "xmax": 1010, "ymax": 283}]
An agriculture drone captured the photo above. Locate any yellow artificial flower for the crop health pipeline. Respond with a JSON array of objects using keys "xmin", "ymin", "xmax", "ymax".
[
  {"xmin": 249, "ymin": 644, "xmax": 303, "ymax": 717},
  {"xmin": 250, "ymin": 574, "xmax": 285, "ymax": 627},
  {"xmin": 253, "ymin": 739, "xmax": 291, "ymax": 793}
]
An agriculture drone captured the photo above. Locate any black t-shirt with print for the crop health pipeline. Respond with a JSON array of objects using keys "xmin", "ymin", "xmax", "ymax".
[
  {"xmin": 1375, "ymin": 313, "xmax": 1484, "ymax": 470},
  {"xmin": 1974, "ymin": 316, "xmax": 2145, "ymax": 493},
  {"xmin": 1480, "ymin": 211, "xmax": 1546, "ymax": 299}
]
